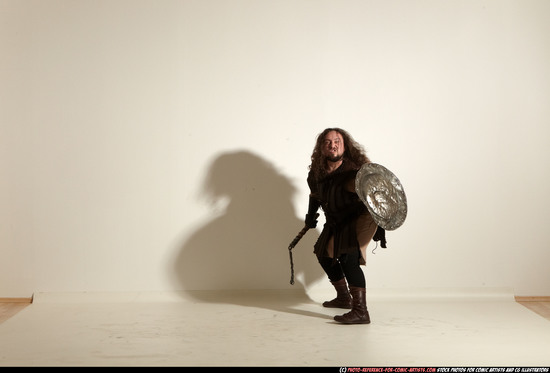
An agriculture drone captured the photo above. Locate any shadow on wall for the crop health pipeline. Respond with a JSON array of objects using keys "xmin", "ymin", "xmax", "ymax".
[{"xmin": 173, "ymin": 150, "xmax": 326, "ymax": 307}]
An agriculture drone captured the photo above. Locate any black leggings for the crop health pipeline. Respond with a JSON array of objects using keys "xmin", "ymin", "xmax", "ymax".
[{"xmin": 317, "ymin": 249, "xmax": 366, "ymax": 288}]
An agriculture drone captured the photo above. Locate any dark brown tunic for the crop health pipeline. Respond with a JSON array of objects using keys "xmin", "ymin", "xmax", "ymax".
[{"xmin": 307, "ymin": 161, "xmax": 372, "ymax": 262}]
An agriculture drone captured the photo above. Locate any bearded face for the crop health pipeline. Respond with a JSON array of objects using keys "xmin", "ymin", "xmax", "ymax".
[{"xmin": 322, "ymin": 130, "xmax": 345, "ymax": 163}]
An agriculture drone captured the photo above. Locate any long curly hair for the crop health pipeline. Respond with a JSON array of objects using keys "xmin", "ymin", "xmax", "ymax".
[{"xmin": 309, "ymin": 128, "xmax": 370, "ymax": 181}]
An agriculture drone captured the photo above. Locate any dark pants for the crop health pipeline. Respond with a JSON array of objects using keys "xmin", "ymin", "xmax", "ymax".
[{"xmin": 318, "ymin": 249, "xmax": 366, "ymax": 288}]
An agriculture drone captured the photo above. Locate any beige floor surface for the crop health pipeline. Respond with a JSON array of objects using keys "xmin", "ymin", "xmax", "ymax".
[{"xmin": 1, "ymin": 289, "xmax": 550, "ymax": 367}]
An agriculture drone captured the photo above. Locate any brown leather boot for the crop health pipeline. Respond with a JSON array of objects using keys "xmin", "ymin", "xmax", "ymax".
[
  {"xmin": 322, "ymin": 278, "xmax": 352, "ymax": 309},
  {"xmin": 334, "ymin": 286, "xmax": 370, "ymax": 324}
]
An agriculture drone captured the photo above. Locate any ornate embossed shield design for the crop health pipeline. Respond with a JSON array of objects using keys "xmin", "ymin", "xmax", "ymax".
[{"xmin": 355, "ymin": 163, "xmax": 407, "ymax": 231}]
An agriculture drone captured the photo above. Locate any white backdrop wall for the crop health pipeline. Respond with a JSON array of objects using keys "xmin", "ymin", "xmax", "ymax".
[{"xmin": 1, "ymin": 0, "xmax": 549, "ymax": 297}]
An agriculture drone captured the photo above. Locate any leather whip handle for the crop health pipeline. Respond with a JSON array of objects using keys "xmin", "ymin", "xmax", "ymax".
[{"xmin": 288, "ymin": 225, "xmax": 309, "ymax": 285}]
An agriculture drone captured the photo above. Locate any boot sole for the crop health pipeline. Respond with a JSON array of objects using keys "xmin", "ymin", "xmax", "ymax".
[{"xmin": 334, "ymin": 318, "xmax": 371, "ymax": 324}]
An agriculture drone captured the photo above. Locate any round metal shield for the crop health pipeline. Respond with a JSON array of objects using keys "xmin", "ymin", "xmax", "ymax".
[{"xmin": 355, "ymin": 163, "xmax": 407, "ymax": 231}]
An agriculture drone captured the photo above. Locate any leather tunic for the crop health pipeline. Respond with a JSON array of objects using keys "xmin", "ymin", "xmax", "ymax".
[{"xmin": 307, "ymin": 161, "xmax": 369, "ymax": 261}]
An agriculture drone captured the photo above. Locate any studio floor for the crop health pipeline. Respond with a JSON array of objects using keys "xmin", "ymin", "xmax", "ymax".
[{"xmin": 1, "ymin": 289, "xmax": 550, "ymax": 367}]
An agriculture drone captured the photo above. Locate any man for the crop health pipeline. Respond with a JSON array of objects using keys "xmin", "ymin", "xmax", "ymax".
[{"xmin": 305, "ymin": 128, "xmax": 379, "ymax": 324}]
